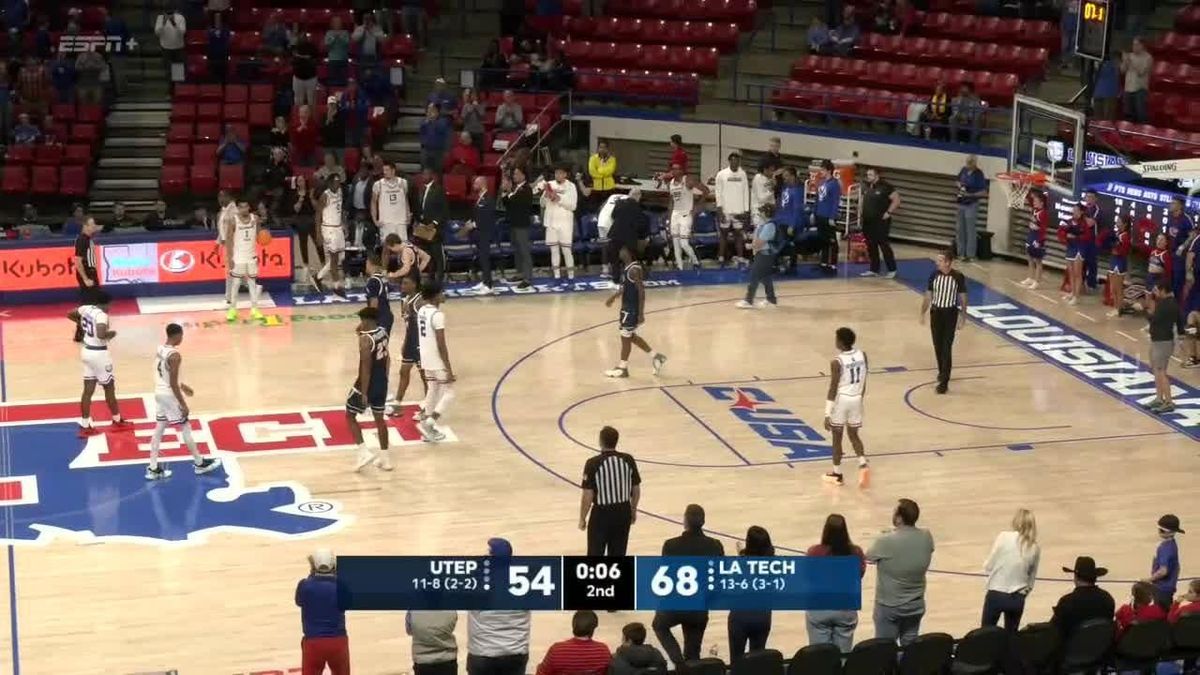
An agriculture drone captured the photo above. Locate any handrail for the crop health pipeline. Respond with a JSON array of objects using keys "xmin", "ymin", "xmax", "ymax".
[{"xmin": 495, "ymin": 93, "xmax": 567, "ymax": 168}]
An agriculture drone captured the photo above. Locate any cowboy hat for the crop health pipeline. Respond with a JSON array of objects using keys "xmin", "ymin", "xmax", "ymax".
[{"xmin": 1062, "ymin": 556, "xmax": 1108, "ymax": 582}]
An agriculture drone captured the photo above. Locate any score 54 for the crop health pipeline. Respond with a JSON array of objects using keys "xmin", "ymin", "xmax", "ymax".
[{"xmin": 507, "ymin": 564, "xmax": 557, "ymax": 596}]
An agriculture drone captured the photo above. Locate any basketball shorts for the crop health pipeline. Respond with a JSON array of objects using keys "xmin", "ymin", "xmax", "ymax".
[
  {"xmin": 1147, "ymin": 273, "xmax": 1162, "ymax": 291},
  {"xmin": 322, "ymin": 225, "xmax": 346, "ymax": 254},
  {"xmin": 829, "ymin": 394, "xmax": 863, "ymax": 427},
  {"xmin": 619, "ymin": 309, "xmax": 639, "ymax": 338},
  {"xmin": 669, "ymin": 212, "xmax": 693, "ymax": 238},
  {"xmin": 154, "ymin": 391, "xmax": 187, "ymax": 426},
  {"xmin": 402, "ymin": 333, "xmax": 421, "ymax": 365},
  {"xmin": 1064, "ymin": 244, "xmax": 1082, "ymax": 261},
  {"xmin": 378, "ymin": 221, "xmax": 407, "ymax": 243},
  {"xmin": 545, "ymin": 220, "xmax": 574, "ymax": 247},
  {"xmin": 231, "ymin": 258, "xmax": 259, "ymax": 277},
  {"xmin": 719, "ymin": 212, "xmax": 748, "ymax": 230},
  {"xmin": 1110, "ymin": 255, "xmax": 1127, "ymax": 275},
  {"xmin": 81, "ymin": 347, "xmax": 114, "ymax": 385},
  {"xmin": 346, "ymin": 378, "xmax": 388, "ymax": 415},
  {"xmin": 1026, "ymin": 242, "xmax": 1044, "ymax": 260}
]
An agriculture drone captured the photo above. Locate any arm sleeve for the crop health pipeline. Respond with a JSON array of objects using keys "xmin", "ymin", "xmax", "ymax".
[
  {"xmin": 560, "ymin": 183, "xmax": 577, "ymax": 212},
  {"xmin": 714, "ymin": 172, "xmax": 725, "ymax": 209},
  {"xmin": 580, "ymin": 460, "xmax": 596, "ymax": 490},
  {"xmin": 587, "ymin": 155, "xmax": 600, "ymax": 179}
]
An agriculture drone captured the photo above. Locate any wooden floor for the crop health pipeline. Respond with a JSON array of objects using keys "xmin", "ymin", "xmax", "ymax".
[{"xmin": 0, "ymin": 246, "xmax": 1196, "ymax": 674}]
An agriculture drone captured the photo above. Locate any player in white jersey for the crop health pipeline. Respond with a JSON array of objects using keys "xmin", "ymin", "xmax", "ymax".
[
  {"xmin": 823, "ymin": 327, "xmax": 870, "ymax": 486},
  {"xmin": 223, "ymin": 198, "xmax": 265, "ymax": 323},
  {"xmin": 667, "ymin": 162, "xmax": 709, "ymax": 271},
  {"xmin": 145, "ymin": 323, "xmax": 221, "ymax": 480},
  {"xmin": 67, "ymin": 291, "xmax": 131, "ymax": 437},
  {"xmin": 315, "ymin": 172, "xmax": 349, "ymax": 298},
  {"xmin": 539, "ymin": 165, "xmax": 578, "ymax": 280},
  {"xmin": 415, "ymin": 282, "xmax": 454, "ymax": 442},
  {"xmin": 371, "ymin": 161, "xmax": 411, "ymax": 244}
]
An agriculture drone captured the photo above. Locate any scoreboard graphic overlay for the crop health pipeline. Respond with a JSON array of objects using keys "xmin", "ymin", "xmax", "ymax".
[{"xmin": 337, "ymin": 556, "xmax": 861, "ymax": 612}]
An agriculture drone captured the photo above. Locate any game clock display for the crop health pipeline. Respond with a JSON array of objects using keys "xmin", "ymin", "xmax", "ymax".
[
  {"xmin": 336, "ymin": 556, "xmax": 860, "ymax": 611},
  {"xmin": 1074, "ymin": 0, "xmax": 1112, "ymax": 61}
]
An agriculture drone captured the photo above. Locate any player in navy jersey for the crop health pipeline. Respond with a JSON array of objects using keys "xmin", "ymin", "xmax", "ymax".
[
  {"xmin": 1107, "ymin": 214, "xmax": 1133, "ymax": 317},
  {"xmin": 604, "ymin": 246, "xmax": 667, "ymax": 378},
  {"xmin": 347, "ymin": 306, "xmax": 392, "ymax": 472},
  {"xmin": 387, "ymin": 275, "xmax": 428, "ymax": 418},
  {"xmin": 363, "ymin": 253, "xmax": 393, "ymax": 334},
  {"xmin": 1020, "ymin": 191, "xmax": 1048, "ymax": 290}
]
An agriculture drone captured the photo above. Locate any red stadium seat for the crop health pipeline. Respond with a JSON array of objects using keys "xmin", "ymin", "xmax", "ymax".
[
  {"xmin": 1022, "ymin": 20, "xmax": 1056, "ymax": 50},
  {"xmin": 224, "ymin": 103, "xmax": 248, "ymax": 123},
  {"xmin": 198, "ymin": 84, "xmax": 223, "ymax": 102},
  {"xmin": 185, "ymin": 29, "xmax": 207, "ymax": 52},
  {"xmin": 382, "ymin": 34, "xmax": 417, "ymax": 60},
  {"xmin": 76, "ymin": 105, "xmax": 104, "ymax": 124},
  {"xmin": 51, "ymin": 102, "xmax": 76, "ymax": 121},
  {"xmin": 5, "ymin": 144, "xmax": 33, "ymax": 165},
  {"xmin": 249, "ymin": 84, "xmax": 274, "ymax": 104},
  {"xmin": 171, "ymin": 102, "xmax": 196, "ymax": 122},
  {"xmin": 562, "ymin": 16, "xmax": 597, "ymax": 38},
  {"xmin": 70, "ymin": 123, "xmax": 98, "ymax": 146},
  {"xmin": 231, "ymin": 32, "xmax": 260, "ymax": 55},
  {"xmin": 167, "ymin": 122, "xmax": 193, "ymax": 143},
  {"xmin": 1176, "ymin": 4, "xmax": 1200, "ymax": 33},
  {"xmin": 195, "ymin": 122, "xmax": 221, "ymax": 142},
  {"xmin": 892, "ymin": 63, "xmax": 922, "ymax": 92},
  {"xmin": 190, "ymin": 162, "xmax": 217, "ymax": 194},
  {"xmin": 248, "ymin": 103, "xmax": 273, "ymax": 128},
  {"xmin": 862, "ymin": 61, "xmax": 894, "ymax": 87},
  {"xmin": 60, "ymin": 166, "xmax": 88, "ymax": 197},
  {"xmin": 1179, "ymin": 98, "xmax": 1200, "ymax": 132},
  {"xmin": 945, "ymin": 14, "xmax": 977, "ymax": 37},
  {"xmin": 196, "ymin": 102, "xmax": 222, "ymax": 122},
  {"xmin": 63, "ymin": 144, "xmax": 92, "ymax": 165},
  {"xmin": 34, "ymin": 144, "xmax": 63, "ymax": 165},
  {"xmin": 920, "ymin": 12, "xmax": 952, "ymax": 37},
  {"xmin": 613, "ymin": 43, "xmax": 642, "ymax": 68},
  {"xmin": 163, "ymin": 143, "xmax": 191, "ymax": 165},
  {"xmin": 224, "ymin": 84, "xmax": 248, "ymax": 104},
  {"xmin": 30, "ymin": 165, "xmax": 58, "ymax": 196},
  {"xmin": 193, "ymin": 143, "xmax": 218, "ymax": 162},
  {"xmin": 1, "ymin": 165, "xmax": 28, "ymax": 194},
  {"xmin": 971, "ymin": 43, "xmax": 1001, "ymax": 70},
  {"xmin": 219, "ymin": 164, "xmax": 245, "ymax": 191},
  {"xmin": 160, "ymin": 165, "xmax": 187, "ymax": 196}
]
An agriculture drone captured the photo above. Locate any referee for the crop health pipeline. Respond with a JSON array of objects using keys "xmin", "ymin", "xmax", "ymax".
[
  {"xmin": 920, "ymin": 249, "xmax": 968, "ymax": 394},
  {"xmin": 579, "ymin": 426, "xmax": 640, "ymax": 556},
  {"xmin": 72, "ymin": 217, "xmax": 101, "ymax": 342}
]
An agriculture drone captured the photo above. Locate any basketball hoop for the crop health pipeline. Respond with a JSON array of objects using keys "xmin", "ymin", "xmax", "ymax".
[{"xmin": 996, "ymin": 171, "xmax": 1050, "ymax": 208}]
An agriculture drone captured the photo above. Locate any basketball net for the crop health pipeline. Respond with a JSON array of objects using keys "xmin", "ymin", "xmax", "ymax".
[{"xmin": 996, "ymin": 171, "xmax": 1049, "ymax": 208}]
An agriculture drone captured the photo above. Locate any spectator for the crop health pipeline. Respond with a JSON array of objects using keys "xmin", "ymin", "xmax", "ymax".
[
  {"xmin": 831, "ymin": 7, "xmax": 860, "ymax": 56},
  {"xmin": 143, "ymin": 200, "xmax": 185, "ymax": 231},
  {"xmin": 270, "ymin": 115, "xmax": 290, "ymax": 149},
  {"xmin": 286, "ymin": 174, "xmax": 324, "ymax": 282},
  {"xmin": 859, "ymin": 167, "xmax": 900, "ymax": 278},
  {"xmin": 466, "ymin": 175, "xmax": 497, "ymax": 293},
  {"xmin": 419, "ymin": 103, "xmax": 451, "ymax": 170},
  {"xmin": 1169, "ymin": 579, "xmax": 1200, "ymax": 622},
  {"xmin": 480, "ymin": 40, "xmax": 509, "ymax": 89},
  {"xmin": 501, "ymin": 166, "xmax": 534, "ymax": 288},
  {"xmin": 1115, "ymin": 581, "xmax": 1167, "ymax": 639},
  {"xmin": 444, "ymin": 131, "xmax": 481, "ymax": 175},
  {"xmin": 536, "ymin": 610, "xmax": 611, "ymax": 675},
  {"xmin": 610, "ymin": 622, "xmax": 667, "ymax": 675},
  {"xmin": 315, "ymin": 151, "xmax": 348, "ymax": 188},
  {"xmin": 588, "ymin": 141, "xmax": 617, "ymax": 206},
  {"xmin": 407, "ymin": 609, "xmax": 458, "ymax": 675},
  {"xmin": 11, "ymin": 113, "xmax": 39, "ymax": 145},
  {"xmin": 1144, "ymin": 282, "xmax": 1179, "ymax": 412},
  {"xmin": 921, "ymin": 79, "xmax": 951, "ymax": 140},
  {"xmin": 954, "ymin": 155, "xmax": 987, "ymax": 261},
  {"xmin": 427, "ymin": 77, "xmax": 457, "ymax": 114},
  {"xmin": 348, "ymin": 164, "xmax": 375, "ymax": 250},
  {"xmin": 1092, "ymin": 50, "xmax": 1120, "ymax": 120},
  {"xmin": 1060, "ymin": 0, "xmax": 1078, "ymax": 69},
  {"xmin": 728, "ymin": 526, "xmax": 775, "ymax": 662},
  {"xmin": 3, "ymin": 0, "xmax": 28, "ymax": 32},
  {"xmin": 207, "ymin": 12, "xmax": 231, "ymax": 82},
  {"xmin": 776, "ymin": 166, "xmax": 807, "ymax": 273},
  {"xmin": 758, "ymin": 136, "xmax": 783, "ymax": 174},
  {"xmin": 108, "ymin": 202, "xmax": 135, "ymax": 229},
  {"xmin": 494, "ymin": 90, "xmax": 524, "ymax": 131},
  {"xmin": 352, "ymin": 12, "xmax": 387, "ymax": 61},
  {"xmin": 806, "ymin": 514, "xmax": 866, "ymax": 652},
  {"xmin": 292, "ymin": 34, "xmax": 320, "ymax": 108},
  {"xmin": 668, "ymin": 134, "xmax": 688, "ymax": 174},
  {"xmin": 154, "ymin": 9, "xmax": 186, "ymax": 69},
  {"xmin": 873, "ymin": 0, "xmax": 897, "ymax": 34},
  {"xmin": 41, "ymin": 114, "xmax": 65, "ymax": 145},
  {"xmin": 185, "ymin": 205, "xmax": 213, "ymax": 230},
  {"xmin": 467, "ymin": 538, "xmax": 531, "ymax": 675},
  {"xmin": 808, "ymin": 17, "xmax": 832, "ymax": 54},
  {"xmin": 49, "ymin": 52, "xmax": 75, "ymax": 104},
  {"xmin": 653, "ymin": 504, "xmax": 724, "ymax": 669},
  {"xmin": 290, "ymin": 104, "xmax": 320, "ymax": 167},
  {"xmin": 981, "ymin": 508, "xmax": 1040, "ymax": 632},
  {"xmin": 322, "ymin": 95, "xmax": 348, "ymax": 158},
  {"xmin": 262, "ymin": 11, "xmax": 290, "ymax": 56},
  {"xmin": 460, "ymin": 88, "xmax": 486, "ymax": 150},
  {"xmin": 325, "ymin": 16, "xmax": 351, "ymax": 85},
  {"xmin": 18, "ymin": 57, "xmax": 49, "ymax": 116},
  {"xmin": 1121, "ymin": 37, "xmax": 1152, "ymax": 123},
  {"xmin": 102, "ymin": 9, "xmax": 130, "ymax": 94},
  {"xmin": 1051, "ymin": 556, "xmax": 1115, "ymax": 639},
  {"xmin": 1147, "ymin": 514, "xmax": 1183, "ymax": 610},
  {"xmin": 295, "ymin": 549, "xmax": 349, "ymax": 675},
  {"xmin": 949, "ymin": 83, "xmax": 983, "ymax": 144},
  {"xmin": 867, "ymin": 498, "xmax": 935, "ymax": 647},
  {"xmin": 74, "ymin": 49, "xmax": 107, "ymax": 106},
  {"xmin": 207, "ymin": 0, "xmax": 230, "ymax": 24},
  {"xmin": 217, "ymin": 125, "xmax": 246, "ymax": 165},
  {"xmin": 534, "ymin": 54, "xmax": 569, "ymax": 91},
  {"xmin": 62, "ymin": 204, "xmax": 87, "ymax": 237},
  {"xmin": 263, "ymin": 147, "xmax": 291, "ymax": 199}
]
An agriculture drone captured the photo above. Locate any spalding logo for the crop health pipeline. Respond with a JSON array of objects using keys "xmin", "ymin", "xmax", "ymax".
[{"xmin": 159, "ymin": 250, "xmax": 195, "ymax": 274}]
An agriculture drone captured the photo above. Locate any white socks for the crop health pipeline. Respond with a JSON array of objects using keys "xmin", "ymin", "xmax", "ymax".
[
  {"xmin": 225, "ymin": 275, "xmax": 237, "ymax": 306},
  {"xmin": 674, "ymin": 237, "xmax": 698, "ymax": 268},
  {"xmin": 248, "ymin": 277, "xmax": 260, "ymax": 308},
  {"xmin": 422, "ymin": 380, "xmax": 456, "ymax": 419},
  {"xmin": 550, "ymin": 246, "xmax": 575, "ymax": 278},
  {"xmin": 149, "ymin": 420, "xmax": 203, "ymax": 469}
]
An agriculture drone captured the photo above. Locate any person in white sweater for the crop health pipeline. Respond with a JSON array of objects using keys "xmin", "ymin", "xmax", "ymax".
[
  {"xmin": 714, "ymin": 152, "xmax": 751, "ymax": 267},
  {"xmin": 982, "ymin": 508, "xmax": 1041, "ymax": 631},
  {"xmin": 540, "ymin": 165, "xmax": 579, "ymax": 280},
  {"xmin": 751, "ymin": 162, "xmax": 779, "ymax": 232}
]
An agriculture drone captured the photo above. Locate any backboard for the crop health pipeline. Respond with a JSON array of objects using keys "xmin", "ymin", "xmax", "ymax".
[{"xmin": 1010, "ymin": 94, "xmax": 1087, "ymax": 200}]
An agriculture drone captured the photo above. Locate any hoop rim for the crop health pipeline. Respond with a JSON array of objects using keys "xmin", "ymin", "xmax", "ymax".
[{"xmin": 995, "ymin": 170, "xmax": 1050, "ymax": 186}]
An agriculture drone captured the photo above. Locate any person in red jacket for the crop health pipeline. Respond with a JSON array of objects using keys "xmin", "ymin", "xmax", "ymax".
[
  {"xmin": 1115, "ymin": 581, "xmax": 1167, "ymax": 639},
  {"xmin": 443, "ymin": 130, "xmax": 481, "ymax": 175},
  {"xmin": 1169, "ymin": 579, "xmax": 1200, "ymax": 622},
  {"xmin": 536, "ymin": 610, "xmax": 612, "ymax": 675}
]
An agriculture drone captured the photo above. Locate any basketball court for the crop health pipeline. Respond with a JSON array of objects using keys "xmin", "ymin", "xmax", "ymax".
[{"xmin": 0, "ymin": 248, "xmax": 1195, "ymax": 674}]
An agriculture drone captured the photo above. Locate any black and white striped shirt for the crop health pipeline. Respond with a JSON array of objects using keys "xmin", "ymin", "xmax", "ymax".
[
  {"xmin": 926, "ymin": 270, "xmax": 966, "ymax": 309},
  {"xmin": 582, "ymin": 450, "xmax": 641, "ymax": 507}
]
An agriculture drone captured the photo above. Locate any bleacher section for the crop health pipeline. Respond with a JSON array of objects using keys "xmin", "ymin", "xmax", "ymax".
[{"xmin": 2, "ymin": 103, "xmax": 104, "ymax": 199}]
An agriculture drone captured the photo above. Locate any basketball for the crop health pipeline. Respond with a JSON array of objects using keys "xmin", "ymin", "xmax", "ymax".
[{"xmin": 257, "ymin": 229, "xmax": 272, "ymax": 246}]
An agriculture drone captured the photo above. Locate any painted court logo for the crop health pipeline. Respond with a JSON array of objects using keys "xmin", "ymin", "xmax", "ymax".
[
  {"xmin": 0, "ymin": 397, "xmax": 454, "ymax": 545},
  {"xmin": 704, "ymin": 386, "xmax": 833, "ymax": 461}
]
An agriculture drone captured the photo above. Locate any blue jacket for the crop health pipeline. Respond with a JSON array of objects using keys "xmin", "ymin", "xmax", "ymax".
[
  {"xmin": 777, "ymin": 184, "xmax": 806, "ymax": 229},
  {"xmin": 295, "ymin": 574, "xmax": 346, "ymax": 639},
  {"xmin": 815, "ymin": 177, "xmax": 841, "ymax": 219},
  {"xmin": 419, "ymin": 117, "xmax": 450, "ymax": 151}
]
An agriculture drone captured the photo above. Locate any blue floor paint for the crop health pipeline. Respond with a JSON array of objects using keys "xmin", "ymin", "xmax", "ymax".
[
  {"xmin": 1, "ymin": 321, "xmax": 19, "ymax": 675},
  {"xmin": 1008, "ymin": 444, "xmax": 1035, "ymax": 451}
]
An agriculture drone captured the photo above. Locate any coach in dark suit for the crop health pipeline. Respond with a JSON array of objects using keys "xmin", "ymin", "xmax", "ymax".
[
  {"xmin": 608, "ymin": 188, "xmax": 648, "ymax": 282},
  {"xmin": 469, "ymin": 176, "xmax": 497, "ymax": 291},
  {"xmin": 653, "ymin": 504, "xmax": 725, "ymax": 669},
  {"xmin": 501, "ymin": 166, "xmax": 534, "ymax": 289},
  {"xmin": 417, "ymin": 167, "xmax": 449, "ymax": 283}
]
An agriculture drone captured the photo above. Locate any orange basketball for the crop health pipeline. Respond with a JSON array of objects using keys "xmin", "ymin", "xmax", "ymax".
[{"xmin": 257, "ymin": 229, "xmax": 272, "ymax": 246}]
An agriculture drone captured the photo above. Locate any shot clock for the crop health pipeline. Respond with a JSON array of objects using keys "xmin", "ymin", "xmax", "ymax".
[
  {"xmin": 334, "ymin": 555, "xmax": 859, "ymax": 611},
  {"xmin": 1074, "ymin": 0, "xmax": 1112, "ymax": 62}
]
